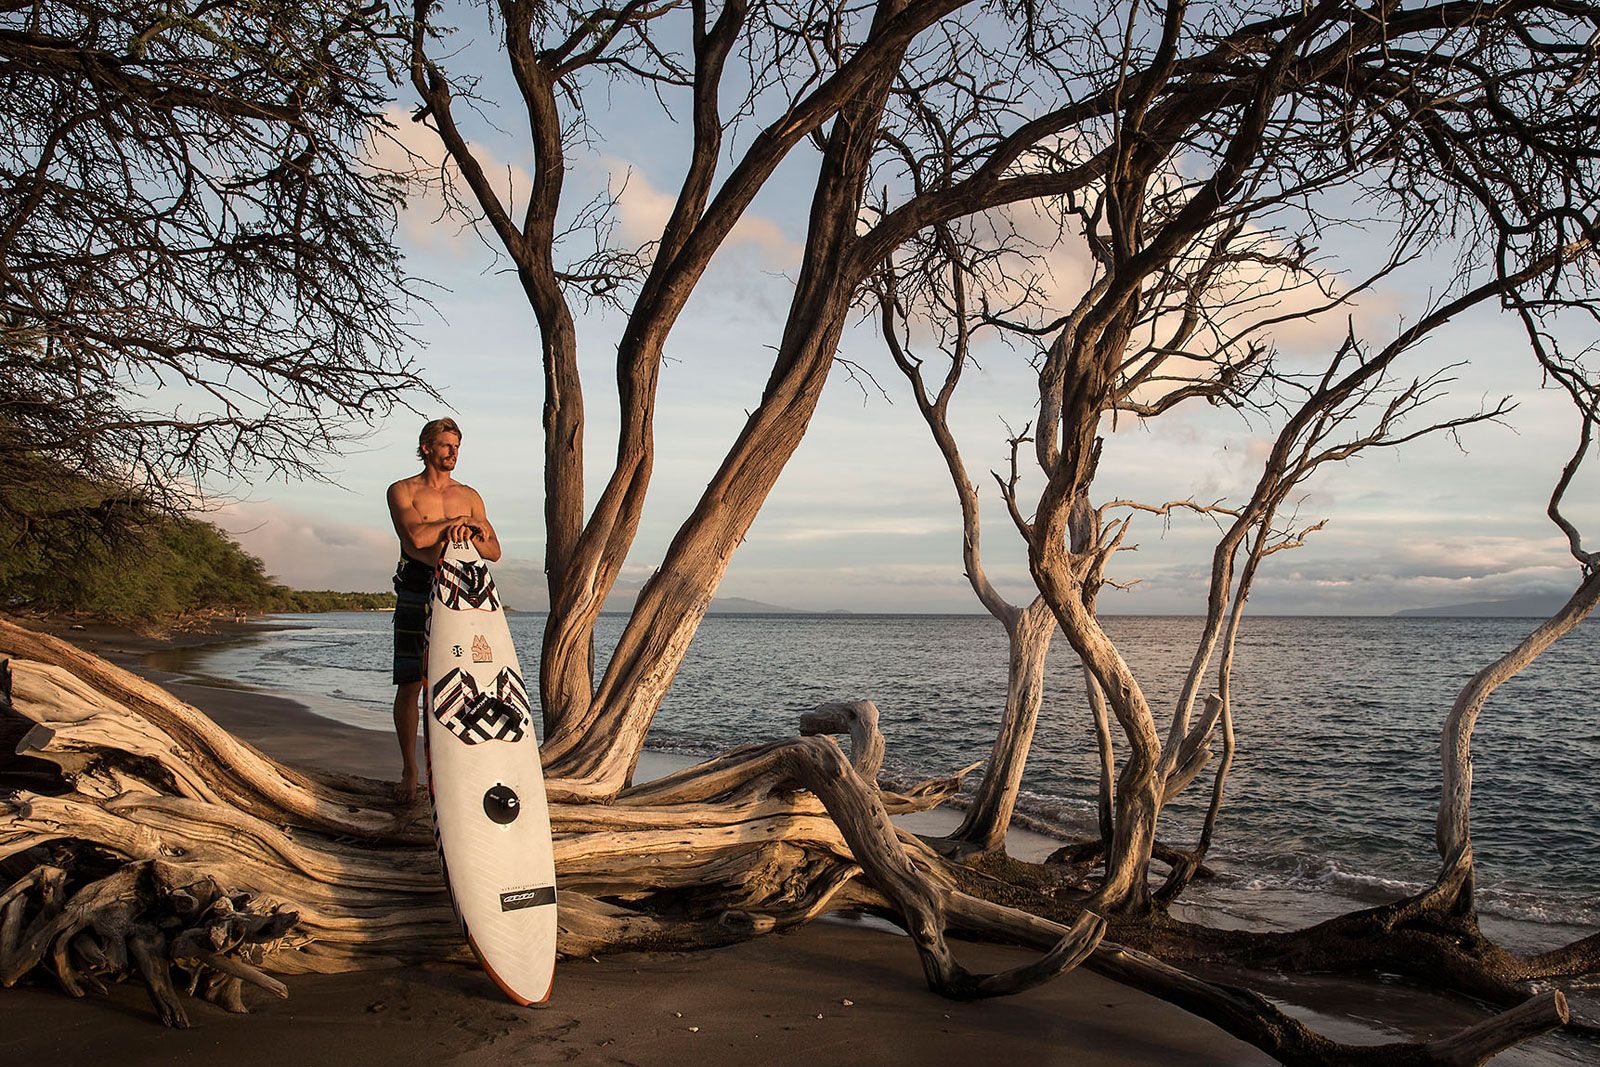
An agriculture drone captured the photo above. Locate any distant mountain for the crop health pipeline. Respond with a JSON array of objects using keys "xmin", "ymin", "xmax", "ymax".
[
  {"xmin": 492, "ymin": 564, "xmax": 806, "ymax": 614},
  {"xmin": 1393, "ymin": 592, "xmax": 1572, "ymax": 618},
  {"xmin": 705, "ymin": 596, "xmax": 803, "ymax": 614}
]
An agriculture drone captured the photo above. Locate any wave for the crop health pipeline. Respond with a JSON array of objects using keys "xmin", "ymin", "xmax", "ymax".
[
  {"xmin": 183, "ymin": 613, "xmax": 1598, "ymax": 936},
  {"xmin": 641, "ymin": 734, "xmax": 725, "ymax": 758}
]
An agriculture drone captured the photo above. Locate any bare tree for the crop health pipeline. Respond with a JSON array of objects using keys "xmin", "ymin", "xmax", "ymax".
[
  {"xmin": 1197, "ymin": 284, "xmax": 1600, "ymax": 1003},
  {"xmin": 0, "ymin": 0, "xmax": 428, "ymax": 509},
  {"xmin": 869, "ymin": 0, "xmax": 1600, "ymax": 1019},
  {"xmin": 3, "ymin": 0, "xmax": 1600, "ymax": 1058},
  {"xmin": 872, "ymin": 223, "xmax": 1063, "ymax": 858}
]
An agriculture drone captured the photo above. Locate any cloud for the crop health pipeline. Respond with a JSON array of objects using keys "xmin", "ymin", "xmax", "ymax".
[
  {"xmin": 610, "ymin": 162, "xmax": 802, "ymax": 268},
  {"xmin": 216, "ymin": 502, "xmax": 397, "ymax": 591},
  {"xmin": 490, "ymin": 560, "xmax": 548, "ymax": 612},
  {"xmin": 1149, "ymin": 529, "xmax": 1582, "ymax": 614},
  {"xmin": 1373, "ymin": 535, "xmax": 1574, "ymax": 581},
  {"xmin": 366, "ymin": 108, "xmax": 532, "ymax": 256},
  {"xmin": 756, "ymin": 515, "xmax": 957, "ymax": 543}
]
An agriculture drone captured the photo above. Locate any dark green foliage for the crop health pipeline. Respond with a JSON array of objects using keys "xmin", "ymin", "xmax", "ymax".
[
  {"xmin": 274, "ymin": 589, "xmax": 395, "ymax": 613},
  {"xmin": 1, "ymin": 452, "xmax": 390, "ymax": 624}
]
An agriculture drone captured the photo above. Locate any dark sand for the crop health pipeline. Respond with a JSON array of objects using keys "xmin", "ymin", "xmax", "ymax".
[
  {"xmin": 1, "ymin": 919, "xmax": 1282, "ymax": 1066},
  {"xmin": 1, "ymin": 618, "xmax": 1588, "ymax": 1065}
]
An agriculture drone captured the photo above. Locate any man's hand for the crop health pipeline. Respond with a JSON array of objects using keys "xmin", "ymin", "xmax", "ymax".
[{"xmin": 444, "ymin": 518, "xmax": 485, "ymax": 544}]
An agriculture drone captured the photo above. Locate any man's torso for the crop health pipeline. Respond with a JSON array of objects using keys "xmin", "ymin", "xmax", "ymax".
[{"xmin": 393, "ymin": 474, "xmax": 479, "ymax": 562}]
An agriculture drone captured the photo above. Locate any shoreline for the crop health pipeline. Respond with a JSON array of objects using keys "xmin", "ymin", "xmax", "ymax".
[
  {"xmin": 33, "ymin": 615, "xmax": 1600, "ymax": 938},
  {"xmin": 2, "ymin": 618, "xmax": 1592, "ymax": 1064},
  {"xmin": 0, "ymin": 616, "xmax": 1286, "ymax": 1066}
]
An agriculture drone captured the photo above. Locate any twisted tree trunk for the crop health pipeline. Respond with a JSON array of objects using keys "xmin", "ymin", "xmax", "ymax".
[
  {"xmin": 0, "ymin": 621, "xmax": 1099, "ymax": 1013},
  {"xmin": 947, "ymin": 602, "xmax": 1054, "ymax": 856},
  {"xmin": 0, "ymin": 619, "xmax": 1576, "ymax": 1064}
]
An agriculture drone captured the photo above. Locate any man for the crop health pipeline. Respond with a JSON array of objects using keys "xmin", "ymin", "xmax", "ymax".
[{"xmin": 386, "ymin": 417, "xmax": 501, "ymax": 802}]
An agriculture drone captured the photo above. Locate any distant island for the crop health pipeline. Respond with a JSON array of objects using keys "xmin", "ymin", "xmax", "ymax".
[
  {"xmin": 705, "ymin": 596, "xmax": 801, "ymax": 614},
  {"xmin": 1393, "ymin": 592, "xmax": 1572, "ymax": 617}
]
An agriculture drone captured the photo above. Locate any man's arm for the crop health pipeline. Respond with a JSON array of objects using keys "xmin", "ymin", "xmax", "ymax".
[
  {"xmin": 463, "ymin": 487, "xmax": 502, "ymax": 562},
  {"xmin": 387, "ymin": 482, "xmax": 471, "ymax": 564}
]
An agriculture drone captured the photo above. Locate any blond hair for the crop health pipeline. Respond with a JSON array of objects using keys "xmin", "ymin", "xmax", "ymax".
[{"xmin": 417, "ymin": 417, "xmax": 461, "ymax": 460}]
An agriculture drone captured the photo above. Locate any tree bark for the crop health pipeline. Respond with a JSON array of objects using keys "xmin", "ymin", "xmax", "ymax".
[
  {"xmin": 535, "ymin": 0, "xmax": 922, "ymax": 795},
  {"xmin": 0, "ymin": 618, "xmax": 1576, "ymax": 1062},
  {"xmin": 1086, "ymin": 666, "xmax": 1116, "ymax": 851},
  {"xmin": 949, "ymin": 602, "xmax": 1055, "ymax": 855},
  {"xmin": 1436, "ymin": 569, "xmax": 1600, "ymax": 881},
  {"xmin": 1036, "ymin": 572, "xmax": 1163, "ymax": 916}
]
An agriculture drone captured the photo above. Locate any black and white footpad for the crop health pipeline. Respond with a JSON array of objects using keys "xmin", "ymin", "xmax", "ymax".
[
  {"xmin": 436, "ymin": 558, "xmax": 500, "ymax": 611},
  {"xmin": 431, "ymin": 667, "xmax": 532, "ymax": 744}
]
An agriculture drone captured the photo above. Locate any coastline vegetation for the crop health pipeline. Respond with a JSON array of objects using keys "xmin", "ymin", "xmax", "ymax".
[
  {"xmin": 1, "ymin": 451, "xmax": 389, "ymax": 625},
  {"xmin": 3, "ymin": 0, "xmax": 1598, "ymax": 1058}
]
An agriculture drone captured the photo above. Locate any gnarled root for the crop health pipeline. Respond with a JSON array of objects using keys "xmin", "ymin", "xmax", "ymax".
[
  {"xmin": 1202, "ymin": 848, "xmax": 1600, "ymax": 1011},
  {"xmin": 0, "ymin": 854, "xmax": 296, "ymax": 1027},
  {"xmin": 0, "ymin": 627, "xmax": 1022, "ymax": 1009},
  {"xmin": 1043, "ymin": 837, "xmax": 1217, "ymax": 889},
  {"xmin": 0, "ymin": 620, "xmax": 1578, "ymax": 1062},
  {"xmin": 778, "ymin": 703, "xmax": 1106, "ymax": 999},
  {"xmin": 949, "ymin": 889, "xmax": 1571, "ymax": 1066}
]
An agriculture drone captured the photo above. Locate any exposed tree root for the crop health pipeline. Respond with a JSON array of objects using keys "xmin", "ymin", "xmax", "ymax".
[
  {"xmin": 948, "ymin": 889, "xmax": 1571, "ymax": 1067},
  {"xmin": 0, "ymin": 619, "xmax": 1577, "ymax": 1062},
  {"xmin": 0, "ymin": 853, "xmax": 296, "ymax": 1027},
  {"xmin": 1214, "ymin": 852, "xmax": 1600, "ymax": 1010},
  {"xmin": 0, "ymin": 625, "xmax": 1094, "ymax": 1010},
  {"xmin": 1041, "ymin": 836, "xmax": 1218, "ymax": 888},
  {"xmin": 953, "ymin": 843, "xmax": 1599, "ymax": 1038}
]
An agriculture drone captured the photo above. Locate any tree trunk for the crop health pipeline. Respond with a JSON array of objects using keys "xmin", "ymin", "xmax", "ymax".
[
  {"xmin": 537, "ymin": 0, "xmax": 917, "ymax": 795},
  {"xmin": 0, "ymin": 618, "xmax": 1574, "ymax": 1061},
  {"xmin": 1087, "ymin": 668, "xmax": 1116, "ymax": 849},
  {"xmin": 1035, "ymin": 572, "xmax": 1162, "ymax": 916},
  {"xmin": 1436, "ymin": 569, "xmax": 1600, "ymax": 888},
  {"xmin": 948, "ymin": 602, "xmax": 1054, "ymax": 855}
]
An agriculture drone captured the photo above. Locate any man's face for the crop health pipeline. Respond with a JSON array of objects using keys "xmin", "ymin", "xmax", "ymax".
[{"xmin": 423, "ymin": 432, "xmax": 461, "ymax": 472}]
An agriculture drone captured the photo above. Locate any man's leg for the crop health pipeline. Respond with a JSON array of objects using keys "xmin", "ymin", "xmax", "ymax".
[
  {"xmin": 391, "ymin": 568, "xmax": 430, "ymax": 804},
  {"xmin": 393, "ymin": 679, "xmax": 424, "ymax": 801}
]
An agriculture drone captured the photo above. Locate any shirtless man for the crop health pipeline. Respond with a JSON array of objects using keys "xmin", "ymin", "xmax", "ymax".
[{"xmin": 386, "ymin": 417, "xmax": 502, "ymax": 802}]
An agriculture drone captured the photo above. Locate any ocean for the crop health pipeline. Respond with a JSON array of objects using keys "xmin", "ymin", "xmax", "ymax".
[{"xmin": 164, "ymin": 611, "xmax": 1599, "ymax": 948}]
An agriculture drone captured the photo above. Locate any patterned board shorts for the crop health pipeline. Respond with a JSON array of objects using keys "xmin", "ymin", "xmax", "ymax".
[{"xmin": 392, "ymin": 557, "xmax": 433, "ymax": 685}]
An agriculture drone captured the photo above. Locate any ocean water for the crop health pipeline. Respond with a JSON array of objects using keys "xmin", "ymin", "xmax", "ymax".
[{"xmin": 175, "ymin": 611, "xmax": 1599, "ymax": 938}]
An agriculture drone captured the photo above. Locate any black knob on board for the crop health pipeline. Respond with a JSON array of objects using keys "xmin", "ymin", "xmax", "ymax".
[{"xmin": 483, "ymin": 784, "xmax": 520, "ymax": 825}]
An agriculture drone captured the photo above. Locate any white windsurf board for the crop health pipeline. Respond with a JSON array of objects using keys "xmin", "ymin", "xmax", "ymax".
[{"xmin": 423, "ymin": 539, "xmax": 556, "ymax": 1004}]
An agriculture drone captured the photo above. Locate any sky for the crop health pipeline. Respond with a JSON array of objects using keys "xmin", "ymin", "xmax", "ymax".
[{"xmin": 213, "ymin": 11, "xmax": 1598, "ymax": 617}]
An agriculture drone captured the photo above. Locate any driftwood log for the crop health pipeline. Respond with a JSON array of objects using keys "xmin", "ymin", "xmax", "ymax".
[
  {"xmin": 0, "ymin": 621, "xmax": 1100, "ymax": 1004},
  {"xmin": 0, "ymin": 619, "xmax": 1573, "ymax": 1063}
]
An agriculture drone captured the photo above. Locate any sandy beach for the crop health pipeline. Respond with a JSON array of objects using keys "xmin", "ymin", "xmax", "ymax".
[
  {"xmin": 1, "ymin": 911, "xmax": 1280, "ymax": 1067},
  {"xmin": 0, "ymin": 617, "xmax": 1589, "ymax": 1066}
]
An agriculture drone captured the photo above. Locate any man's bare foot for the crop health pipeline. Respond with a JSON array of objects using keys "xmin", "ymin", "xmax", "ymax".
[{"xmin": 394, "ymin": 768, "xmax": 419, "ymax": 805}]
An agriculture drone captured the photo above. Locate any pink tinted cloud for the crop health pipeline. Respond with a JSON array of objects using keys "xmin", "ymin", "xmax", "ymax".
[{"xmin": 217, "ymin": 502, "xmax": 397, "ymax": 592}]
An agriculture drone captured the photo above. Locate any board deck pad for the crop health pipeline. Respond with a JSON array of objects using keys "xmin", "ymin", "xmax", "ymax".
[{"xmin": 424, "ymin": 539, "xmax": 556, "ymax": 1005}]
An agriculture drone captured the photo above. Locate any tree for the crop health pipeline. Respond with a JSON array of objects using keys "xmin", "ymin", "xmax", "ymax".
[
  {"xmin": 2, "ymin": 0, "xmax": 1597, "ymax": 1058},
  {"xmin": 0, "ymin": 0, "xmax": 427, "ymax": 511},
  {"xmin": 400, "ymin": 0, "xmax": 1600, "ymax": 1037},
  {"xmin": 855, "ymin": 0, "xmax": 1600, "ymax": 999}
]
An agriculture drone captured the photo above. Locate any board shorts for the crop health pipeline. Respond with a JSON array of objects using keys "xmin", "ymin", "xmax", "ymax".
[{"xmin": 393, "ymin": 557, "xmax": 433, "ymax": 685}]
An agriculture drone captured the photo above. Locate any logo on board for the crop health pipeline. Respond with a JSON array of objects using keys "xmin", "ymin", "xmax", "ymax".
[
  {"xmin": 471, "ymin": 634, "xmax": 493, "ymax": 663},
  {"xmin": 499, "ymin": 885, "xmax": 556, "ymax": 912}
]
